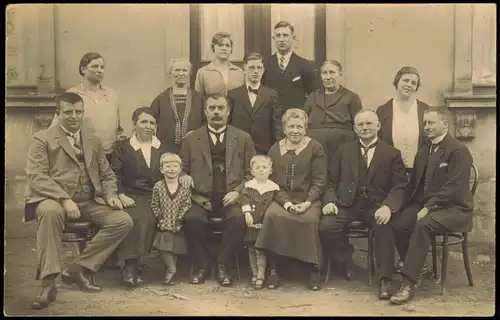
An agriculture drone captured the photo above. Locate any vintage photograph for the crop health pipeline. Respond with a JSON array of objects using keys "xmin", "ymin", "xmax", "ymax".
[{"xmin": 4, "ymin": 3, "xmax": 496, "ymax": 316}]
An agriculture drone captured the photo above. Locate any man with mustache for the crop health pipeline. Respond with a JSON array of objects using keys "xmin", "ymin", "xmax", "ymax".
[
  {"xmin": 25, "ymin": 92, "xmax": 133, "ymax": 309},
  {"xmin": 319, "ymin": 109, "xmax": 408, "ymax": 299},
  {"xmin": 390, "ymin": 107, "xmax": 474, "ymax": 305},
  {"xmin": 180, "ymin": 94, "xmax": 256, "ymax": 286},
  {"xmin": 262, "ymin": 21, "xmax": 317, "ymax": 111},
  {"xmin": 228, "ymin": 52, "xmax": 284, "ymax": 155}
]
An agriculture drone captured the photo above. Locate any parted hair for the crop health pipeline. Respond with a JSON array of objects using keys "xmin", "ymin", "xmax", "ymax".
[
  {"xmin": 203, "ymin": 94, "xmax": 230, "ymax": 109},
  {"xmin": 274, "ymin": 21, "xmax": 295, "ymax": 34},
  {"xmin": 250, "ymin": 155, "xmax": 273, "ymax": 169},
  {"xmin": 159, "ymin": 152, "xmax": 182, "ymax": 167},
  {"xmin": 211, "ymin": 32, "xmax": 233, "ymax": 52},
  {"xmin": 282, "ymin": 108, "xmax": 308, "ymax": 129},
  {"xmin": 168, "ymin": 58, "xmax": 192, "ymax": 75},
  {"xmin": 131, "ymin": 107, "xmax": 156, "ymax": 125},
  {"xmin": 244, "ymin": 52, "xmax": 264, "ymax": 65},
  {"xmin": 393, "ymin": 66, "xmax": 421, "ymax": 90},
  {"xmin": 424, "ymin": 107, "xmax": 451, "ymax": 122},
  {"xmin": 56, "ymin": 92, "xmax": 84, "ymax": 113},
  {"xmin": 78, "ymin": 52, "xmax": 104, "ymax": 76},
  {"xmin": 320, "ymin": 60, "xmax": 343, "ymax": 73}
]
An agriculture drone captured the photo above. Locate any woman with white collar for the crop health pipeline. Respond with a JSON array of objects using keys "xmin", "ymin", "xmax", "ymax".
[
  {"xmin": 254, "ymin": 109, "xmax": 327, "ymax": 291},
  {"xmin": 109, "ymin": 107, "xmax": 168, "ymax": 287}
]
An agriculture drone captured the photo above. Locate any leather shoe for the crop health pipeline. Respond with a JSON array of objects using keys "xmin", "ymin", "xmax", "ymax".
[
  {"xmin": 343, "ymin": 261, "xmax": 354, "ymax": 281},
  {"xmin": 190, "ymin": 269, "xmax": 206, "ymax": 285},
  {"xmin": 378, "ymin": 278, "xmax": 392, "ymax": 300},
  {"xmin": 62, "ymin": 268, "xmax": 102, "ymax": 293},
  {"xmin": 390, "ymin": 278, "xmax": 415, "ymax": 305},
  {"xmin": 121, "ymin": 267, "xmax": 137, "ymax": 287},
  {"xmin": 31, "ymin": 284, "xmax": 57, "ymax": 309},
  {"xmin": 218, "ymin": 264, "xmax": 232, "ymax": 287},
  {"xmin": 308, "ymin": 271, "xmax": 321, "ymax": 291}
]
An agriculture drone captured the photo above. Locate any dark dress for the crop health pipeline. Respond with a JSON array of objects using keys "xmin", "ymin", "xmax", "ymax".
[
  {"xmin": 255, "ymin": 137, "xmax": 327, "ymax": 267},
  {"xmin": 303, "ymin": 87, "xmax": 362, "ymax": 164},
  {"xmin": 150, "ymin": 87, "xmax": 204, "ymax": 155},
  {"xmin": 240, "ymin": 179, "xmax": 280, "ymax": 243},
  {"xmin": 109, "ymin": 137, "xmax": 167, "ymax": 263},
  {"xmin": 150, "ymin": 180, "xmax": 191, "ymax": 254}
]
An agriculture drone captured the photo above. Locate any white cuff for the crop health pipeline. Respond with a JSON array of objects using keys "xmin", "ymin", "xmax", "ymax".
[
  {"xmin": 242, "ymin": 205, "xmax": 252, "ymax": 213},
  {"xmin": 284, "ymin": 202, "xmax": 293, "ymax": 210}
]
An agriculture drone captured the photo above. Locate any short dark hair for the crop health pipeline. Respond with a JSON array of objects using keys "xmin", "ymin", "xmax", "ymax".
[
  {"xmin": 79, "ymin": 52, "xmax": 104, "ymax": 76},
  {"xmin": 56, "ymin": 92, "xmax": 84, "ymax": 114},
  {"xmin": 244, "ymin": 52, "xmax": 264, "ymax": 65},
  {"xmin": 424, "ymin": 107, "xmax": 451, "ymax": 122},
  {"xmin": 320, "ymin": 60, "xmax": 343, "ymax": 73},
  {"xmin": 203, "ymin": 94, "xmax": 229, "ymax": 109},
  {"xmin": 354, "ymin": 108, "xmax": 379, "ymax": 122},
  {"xmin": 211, "ymin": 32, "xmax": 233, "ymax": 52},
  {"xmin": 274, "ymin": 21, "xmax": 294, "ymax": 34},
  {"xmin": 131, "ymin": 107, "xmax": 156, "ymax": 125},
  {"xmin": 393, "ymin": 66, "xmax": 421, "ymax": 90}
]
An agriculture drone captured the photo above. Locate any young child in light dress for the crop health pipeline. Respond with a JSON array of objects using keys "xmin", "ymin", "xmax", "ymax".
[
  {"xmin": 150, "ymin": 152, "xmax": 192, "ymax": 285},
  {"xmin": 240, "ymin": 155, "xmax": 280, "ymax": 289}
]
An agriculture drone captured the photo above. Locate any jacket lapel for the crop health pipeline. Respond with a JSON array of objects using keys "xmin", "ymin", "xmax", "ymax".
[
  {"xmin": 385, "ymin": 100, "xmax": 394, "ymax": 146},
  {"xmin": 225, "ymin": 126, "xmax": 238, "ymax": 170},
  {"xmin": 150, "ymin": 146, "xmax": 161, "ymax": 175},
  {"xmin": 349, "ymin": 143, "xmax": 360, "ymax": 183},
  {"xmin": 366, "ymin": 143, "xmax": 381, "ymax": 183},
  {"xmin": 198, "ymin": 129, "xmax": 213, "ymax": 173},
  {"xmin": 252, "ymin": 87, "xmax": 267, "ymax": 115},
  {"xmin": 324, "ymin": 86, "xmax": 348, "ymax": 109},
  {"xmin": 81, "ymin": 129, "xmax": 94, "ymax": 169},
  {"xmin": 424, "ymin": 134, "xmax": 449, "ymax": 193},
  {"xmin": 56, "ymin": 126, "xmax": 78, "ymax": 164},
  {"xmin": 238, "ymin": 86, "xmax": 254, "ymax": 115}
]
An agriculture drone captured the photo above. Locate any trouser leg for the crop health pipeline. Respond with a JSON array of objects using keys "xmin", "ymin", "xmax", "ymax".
[
  {"xmin": 183, "ymin": 203, "xmax": 209, "ymax": 270},
  {"xmin": 218, "ymin": 213, "xmax": 246, "ymax": 266},
  {"xmin": 318, "ymin": 206, "xmax": 354, "ymax": 264},
  {"xmin": 391, "ymin": 204, "xmax": 419, "ymax": 261}
]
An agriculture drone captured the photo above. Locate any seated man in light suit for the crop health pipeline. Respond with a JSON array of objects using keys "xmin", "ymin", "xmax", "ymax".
[
  {"xmin": 180, "ymin": 94, "xmax": 256, "ymax": 287},
  {"xmin": 390, "ymin": 107, "xmax": 474, "ymax": 305},
  {"xmin": 24, "ymin": 92, "xmax": 133, "ymax": 309},
  {"xmin": 319, "ymin": 109, "xmax": 408, "ymax": 299}
]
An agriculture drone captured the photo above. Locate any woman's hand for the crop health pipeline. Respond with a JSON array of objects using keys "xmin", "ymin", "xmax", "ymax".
[
  {"xmin": 179, "ymin": 175, "xmax": 194, "ymax": 189},
  {"xmin": 322, "ymin": 202, "xmax": 338, "ymax": 216},
  {"xmin": 244, "ymin": 212, "xmax": 254, "ymax": 227},
  {"xmin": 118, "ymin": 193, "xmax": 136, "ymax": 208},
  {"xmin": 294, "ymin": 201, "xmax": 312, "ymax": 214}
]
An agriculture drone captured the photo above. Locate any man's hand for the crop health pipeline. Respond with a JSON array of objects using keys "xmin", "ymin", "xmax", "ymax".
[
  {"xmin": 62, "ymin": 199, "xmax": 81, "ymax": 220},
  {"xmin": 417, "ymin": 207, "xmax": 429, "ymax": 221},
  {"xmin": 179, "ymin": 175, "xmax": 194, "ymax": 189},
  {"xmin": 108, "ymin": 197, "xmax": 124, "ymax": 210},
  {"xmin": 374, "ymin": 205, "xmax": 392, "ymax": 225},
  {"xmin": 222, "ymin": 191, "xmax": 239, "ymax": 207},
  {"xmin": 118, "ymin": 193, "xmax": 136, "ymax": 208},
  {"xmin": 294, "ymin": 201, "xmax": 312, "ymax": 214},
  {"xmin": 322, "ymin": 202, "xmax": 338, "ymax": 216},
  {"xmin": 244, "ymin": 212, "xmax": 254, "ymax": 227}
]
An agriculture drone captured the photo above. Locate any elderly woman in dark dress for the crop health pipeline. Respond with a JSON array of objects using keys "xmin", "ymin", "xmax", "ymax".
[
  {"xmin": 110, "ymin": 107, "xmax": 168, "ymax": 286},
  {"xmin": 150, "ymin": 58, "xmax": 204, "ymax": 155},
  {"xmin": 303, "ymin": 60, "xmax": 362, "ymax": 165},
  {"xmin": 255, "ymin": 108, "xmax": 327, "ymax": 291}
]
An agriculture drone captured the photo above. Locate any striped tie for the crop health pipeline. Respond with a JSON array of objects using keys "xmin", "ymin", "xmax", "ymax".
[{"xmin": 279, "ymin": 56, "xmax": 286, "ymax": 70}]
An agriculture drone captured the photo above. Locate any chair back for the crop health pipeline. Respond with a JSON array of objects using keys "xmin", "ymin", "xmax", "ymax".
[{"xmin": 470, "ymin": 163, "xmax": 479, "ymax": 196}]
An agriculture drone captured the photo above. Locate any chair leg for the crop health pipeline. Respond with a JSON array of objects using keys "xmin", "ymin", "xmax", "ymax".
[
  {"xmin": 462, "ymin": 233, "xmax": 474, "ymax": 287},
  {"xmin": 367, "ymin": 231, "xmax": 374, "ymax": 285},
  {"xmin": 324, "ymin": 251, "xmax": 331, "ymax": 285},
  {"xmin": 441, "ymin": 233, "xmax": 449, "ymax": 295},
  {"xmin": 236, "ymin": 253, "xmax": 241, "ymax": 281},
  {"xmin": 370, "ymin": 231, "xmax": 376, "ymax": 276},
  {"xmin": 431, "ymin": 234, "xmax": 438, "ymax": 279}
]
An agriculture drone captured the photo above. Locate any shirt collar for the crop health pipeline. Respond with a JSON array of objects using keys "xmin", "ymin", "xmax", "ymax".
[
  {"xmin": 279, "ymin": 136, "xmax": 311, "ymax": 156},
  {"xmin": 246, "ymin": 81, "xmax": 261, "ymax": 91},
  {"xmin": 430, "ymin": 131, "xmax": 448, "ymax": 145},
  {"xmin": 59, "ymin": 124, "xmax": 80, "ymax": 137},
  {"xmin": 206, "ymin": 61, "xmax": 240, "ymax": 71},
  {"xmin": 207, "ymin": 124, "xmax": 227, "ymax": 134},
  {"xmin": 359, "ymin": 137, "xmax": 378, "ymax": 148},
  {"xmin": 277, "ymin": 51, "xmax": 293, "ymax": 62},
  {"xmin": 245, "ymin": 178, "xmax": 280, "ymax": 195},
  {"xmin": 129, "ymin": 133, "xmax": 161, "ymax": 151},
  {"xmin": 74, "ymin": 83, "xmax": 110, "ymax": 96}
]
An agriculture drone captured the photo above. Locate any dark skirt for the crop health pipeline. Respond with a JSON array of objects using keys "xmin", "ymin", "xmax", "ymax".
[
  {"xmin": 116, "ymin": 194, "xmax": 157, "ymax": 262},
  {"xmin": 307, "ymin": 127, "xmax": 356, "ymax": 161},
  {"xmin": 153, "ymin": 229, "xmax": 187, "ymax": 255},
  {"xmin": 254, "ymin": 201, "xmax": 323, "ymax": 267}
]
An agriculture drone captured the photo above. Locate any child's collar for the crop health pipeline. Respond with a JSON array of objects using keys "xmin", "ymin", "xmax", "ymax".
[{"xmin": 244, "ymin": 178, "xmax": 280, "ymax": 195}]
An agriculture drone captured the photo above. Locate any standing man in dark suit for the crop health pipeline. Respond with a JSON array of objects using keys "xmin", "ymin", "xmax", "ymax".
[
  {"xmin": 180, "ymin": 94, "xmax": 256, "ymax": 287},
  {"xmin": 262, "ymin": 21, "xmax": 317, "ymax": 111},
  {"xmin": 228, "ymin": 52, "xmax": 284, "ymax": 155},
  {"xmin": 24, "ymin": 92, "xmax": 133, "ymax": 309},
  {"xmin": 390, "ymin": 107, "xmax": 474, "ymax": 305},
  {"xmin": 319, "ymin": 109, "xmax": 408, "ymax": 299}
]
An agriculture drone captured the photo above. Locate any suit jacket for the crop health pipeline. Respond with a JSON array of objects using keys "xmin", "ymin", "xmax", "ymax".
[
  {"xmin": 24, "ymin": 125, "xmax": 118, "ymax": 222},
  {"xmin": 227, "ymin": 84, "xmax": 284, "ymax": 154},
  {"xmin": 180, "ymin": 125, "xmax": 256, "ymax": 211},
  {"xmin": 262, "ymin": 52, "xmax": 317, "ymax": 110},
  {"xmin": 404, "ymin": 133, "xmax": 474, "ymax": 232},
  {"xmin": 323, "ymin": 139, "xmax": 408, "ymax": 212},
  {"xmin": 376, "ymin": 98, "xmax": 431, "ymax": 150},
  {"xmin": 110, "ymin": 138, "xmax": 168, "ymax": 196}
]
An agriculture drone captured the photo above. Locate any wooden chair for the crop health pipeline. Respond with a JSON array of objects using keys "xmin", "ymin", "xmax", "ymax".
[
  {"xmin": 430, "ymin": 163, "xmax": 478, "ymax": 295},
  {"xmin": 61, "ymin": 221, "xmax": 97, "ymax": 254},
  {"xmin": 190, "ymin": 216, "xmax": 241, "ymax": 281},
  {"xmin": 324, "ymin": 220, "xmax": 375, "ymax": 285}
]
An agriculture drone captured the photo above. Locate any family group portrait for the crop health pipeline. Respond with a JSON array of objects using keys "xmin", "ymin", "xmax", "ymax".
[{"xmin": 4, "ymin": 3, "xmax": 496, "ymax": 316}]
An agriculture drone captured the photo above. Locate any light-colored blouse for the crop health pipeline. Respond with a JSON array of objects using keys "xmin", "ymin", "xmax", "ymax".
[
  {"xmin": 392, "ymin": 99, "xmax": 420, "ymax": 168},
  {"xmin": 50, "ymin": 84, "xmax": 122, "ymax": 154},
  {"xmin": 194, "ymin": 61, "xmax": 244, "ymax": 96}
]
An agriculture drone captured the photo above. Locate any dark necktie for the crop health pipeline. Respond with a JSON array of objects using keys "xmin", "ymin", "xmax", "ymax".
[
  {"xmin": 429, "ymin": 143, "xmax": 439, "ymax": 154},
  {"xmin": 208, "ymin": 128, "xmax": 226, "ymax": 146},
  {"xmin": 361, "ymin": 142, "xmax": 377, "ymax": 167},
  {"xmin": 66, "ymin": 131, "xmax": 82, "ymax": 154},
  {"xmin": 248, "ymin": 86, "xmax": 259, "ymax": 95}
]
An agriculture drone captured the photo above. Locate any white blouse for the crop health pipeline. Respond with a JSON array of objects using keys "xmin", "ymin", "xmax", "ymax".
[{"xmin": 392, "ymin": 99, "xmax": 420, "ymax": 169}]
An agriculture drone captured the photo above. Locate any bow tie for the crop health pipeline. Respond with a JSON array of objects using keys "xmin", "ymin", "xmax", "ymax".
[
  {"xmin": 430, "ymin": 143, "xmax": 439, "ymax": 153},
  {"xmin": 248, "ymin": 86, "xmax": 259, "ymax": 95}
]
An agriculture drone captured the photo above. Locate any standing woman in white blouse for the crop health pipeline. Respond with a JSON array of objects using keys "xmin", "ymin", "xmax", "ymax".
[
  {"xmin": 50, "ymin": 52, "xmax": 124, "ymax": 161},
  {"xmin": 376, "ymin": 66, "xmax": 431, "ymax": 175},
  {"xmin": 194, "ymin": 32, "xmax": 245, "ymax": 97}
]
